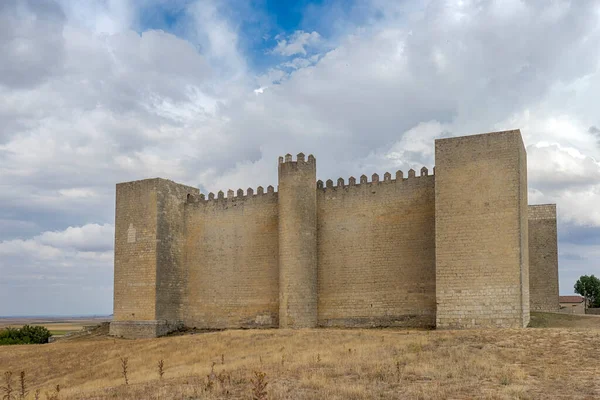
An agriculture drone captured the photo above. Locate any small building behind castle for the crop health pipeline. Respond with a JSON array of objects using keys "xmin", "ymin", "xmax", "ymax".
[{"xmin": 109, "ymin": 129, "xmax": 560, "ymax": 338}]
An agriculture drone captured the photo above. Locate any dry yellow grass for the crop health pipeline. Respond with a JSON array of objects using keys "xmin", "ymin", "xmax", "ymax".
[{"xmin": 1, "ymin": 313, "xmax": 600, "ymax": 399}]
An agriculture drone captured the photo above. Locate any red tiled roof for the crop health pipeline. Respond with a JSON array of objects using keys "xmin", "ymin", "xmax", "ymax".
[{"xmin": 559, "ymin": 296, "xmax": 584, "ymax": 303}]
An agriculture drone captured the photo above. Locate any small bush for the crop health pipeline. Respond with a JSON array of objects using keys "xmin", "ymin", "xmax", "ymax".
[{"xmin": 0, "ymin": 326, "xmax": 51, "ymax": 345}]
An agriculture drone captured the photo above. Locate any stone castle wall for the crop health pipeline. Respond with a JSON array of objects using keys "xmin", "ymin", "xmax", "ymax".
[
  {"xmin": 183, "ymin": 187, "xmax": 280, "ymax": 329},
  {"xmin": 110, "ymin": 130, "xmax": 559, "ymax": 338},
  {"xmin": 528, "ymin": 204, "xmax": 560, "ymax": 311},
  {"xmin": 316, "ymin": 170, "xmax": 436, "ymax": 328}
]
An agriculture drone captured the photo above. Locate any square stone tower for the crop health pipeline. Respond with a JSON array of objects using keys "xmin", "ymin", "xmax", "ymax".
[
  {"xmin": 435, "ymin": 130, "xmax": 530, "ymax": 328},
  {"xmin": 528, "ymin": 204, "xmax": 559, "ymax": 311},
  {"xmin": 109, "ymin": 178, "xmax": 199, "ymax": 338}
]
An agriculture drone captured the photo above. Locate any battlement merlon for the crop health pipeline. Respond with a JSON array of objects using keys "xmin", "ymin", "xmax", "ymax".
[
  {"xmin": 316, "ymin": 167, "xmax": 434, "ymax": 190},
  {"xmin": 278, "ymin": 152, "xmax": 316, "ymax": 165},
  {"xmin": 187, "ymin": 185, "xmax": 278, "ymax": 205}
]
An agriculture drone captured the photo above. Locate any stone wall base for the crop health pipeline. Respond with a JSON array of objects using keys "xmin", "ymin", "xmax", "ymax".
[
  {"xmin": 318, "ymin": 314, "xmax": 435, "ymax": 329},
  {"xmin": 531, "ymin": 305, "xmax": 560, "ymax": 312},
  {"xmin": 436, "ymin": 316, "xmax": 528, "ymax": 329},
  {"xmin": 109, "ymin": 320, "xmax": 182, "ymax": 339}
]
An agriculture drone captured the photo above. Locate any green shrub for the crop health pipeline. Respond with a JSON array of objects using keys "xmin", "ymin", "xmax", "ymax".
[{"xmin": 0, "ymin": 325, "xmax": 52, "ymax": 345}]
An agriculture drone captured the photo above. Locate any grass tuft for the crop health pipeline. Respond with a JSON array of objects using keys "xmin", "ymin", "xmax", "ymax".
[
  {"xmin": 119, "ymin": 357, "xmax": 129, "ymax": 386},
  {"xmin": 157, "ymin": 360, "xmax": 164, "ymax": 380},
  {"xmin": 250, "ymin": 371, "xmax": 267, "ymax": 400},
  {"xmin": 2, "ymin": 371, "xmax": 14, "ymax": 400}
]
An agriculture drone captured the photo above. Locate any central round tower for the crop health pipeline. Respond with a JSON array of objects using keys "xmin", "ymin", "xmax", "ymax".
[{"xmin": 278, "ymin": 153, "xmax": 317, "ymax": 328}]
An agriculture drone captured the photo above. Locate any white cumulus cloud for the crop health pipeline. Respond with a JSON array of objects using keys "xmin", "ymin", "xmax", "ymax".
[
  {"xmin": 272, "ymin": 30, "xmax": 322, "ymax": 56},
  {"xmin": 2, "ymin": 0, "xmax": 600, "ymax": 314}
]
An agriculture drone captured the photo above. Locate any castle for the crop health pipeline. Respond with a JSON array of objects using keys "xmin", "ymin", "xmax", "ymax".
[{"xmin": 109, "ymin": 129, "xmax": 559, "ymax": 338}]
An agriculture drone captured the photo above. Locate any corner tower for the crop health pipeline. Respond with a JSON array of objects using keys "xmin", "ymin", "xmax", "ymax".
[
  {"xmin": 278, "ymin": 153, "xmax": 318, "ymax": 328},
  {"xmin": 435, "ymin": 130, "xmax": 530, "ymax": 328},
  {"xmin": 109, "ymin": 178, "xmax": 198, "ymax": 338}
]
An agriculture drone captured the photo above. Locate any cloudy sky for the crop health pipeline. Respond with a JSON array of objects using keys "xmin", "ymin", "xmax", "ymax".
[{"xmin": 1, "ymin": 0, "xmax": 599, "ymax": 316}]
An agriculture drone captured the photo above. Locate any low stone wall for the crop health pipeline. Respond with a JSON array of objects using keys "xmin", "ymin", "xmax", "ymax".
[
  {"xmin": 109, "ymin": 320, "xmax": 182, "ymax": 339},
  {"xmin": 585, "ymin": 308, "xmax": 600, "ymax": 315}
]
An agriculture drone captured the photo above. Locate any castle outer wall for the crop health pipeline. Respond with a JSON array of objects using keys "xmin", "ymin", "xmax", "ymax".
[
  {"xmin": 182, "ymin": 186, "xmax": 280, "ymax": 329},
  {"xmin": 317, "ymin": 169, "xmax": 436, "ymax": 328},
  {"xmin": 110, "ymin": 130, "xmax": 559, "ymax": 338},
  {"xmin": 528, "ymin": 204, "xmax": 560, "ymax": 311}
]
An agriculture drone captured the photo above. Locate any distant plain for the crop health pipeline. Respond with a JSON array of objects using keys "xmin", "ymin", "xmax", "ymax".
[{"xmin": 0, "ymin": 316, "xmax": 111, "ymax": 337}]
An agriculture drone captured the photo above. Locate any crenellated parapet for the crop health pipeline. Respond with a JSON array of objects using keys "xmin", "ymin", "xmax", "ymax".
[
  {"xmin": 184, "ymin": 152, "xmax": 318, "ymax": 206},
  {"xmin": 278, "ymin": 152, "xmax": 316, "ymax": 165},
  {"xmin": 185, "ymin": 185, "xmax": 277, "ymax": 205},
  {"xmin": 317, "ymin": 167, "xmax": 434, "ymax": 192}
]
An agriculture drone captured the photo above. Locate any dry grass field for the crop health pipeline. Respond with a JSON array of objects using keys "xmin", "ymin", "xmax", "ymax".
[{"xmin": 1, "ymin": 312, "xmax": 600, "ymax": 399}]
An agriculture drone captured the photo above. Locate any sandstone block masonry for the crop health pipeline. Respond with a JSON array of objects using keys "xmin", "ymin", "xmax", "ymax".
[
  {"xmin": 528, "ymin": 204, "xmax": 560, "ymax": 312},
  {"xmin": 109, "ymin": 130, "xmax": 560, "ymax": 338},
  {"xmin": 435, "ymin": 131, "xmax": 530, "ymax": 328}
]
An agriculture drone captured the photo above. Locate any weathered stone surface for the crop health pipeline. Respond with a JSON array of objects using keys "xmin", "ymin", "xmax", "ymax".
[
  {"xmin": 435, "ymin": 130, "xmax": 530, "ymax": 329},
  {"xmin": 109, "ymin": 320, "xmax": 182, "ymax": 339},
  {"xmin": 111, "ymin": 178, "xmax": 198, "ymax": 337},
  {"xmin": 317, "ymin": 173, "xmax": 436, "ymax": 328},
  {"xmin": 528, "ymin": 204, "xmax": 559, "ymax": 312},
  {"xmin": 278, "ymin": 154, "xmax": 318, "ymax": 328},
  {"xmin": 183, "ymin": 189, "xmax": 280, "ymax": 329}
]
